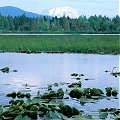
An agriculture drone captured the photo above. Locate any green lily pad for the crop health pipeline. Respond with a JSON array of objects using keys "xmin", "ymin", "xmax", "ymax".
[
  {"xmin": 99, "ymin": 112, "xmax": 108, "ymax": 119},
  {"xmin": 0, "ymin": 106, "xmax": 3, "ymax": 114},
  {"xmin": 54, "ymin": 111, "xmax": 62, "ymax": 118},
  {"xmin": 80, "ymin": 97, "xmax": 98, "ymax": 104},
  {"xmin": 26, "ymin": 98, "xmax": 32, "ymax": 104},
  {"xmin": 43, "ymin": 113, "xmax": 51, "ymax": 120},
  {"xmin": 48, "ymin": 99, "xmax": 57, "ymax": 105},
  {"xmin": 48, "ymin": 99, "xmax": 63, "ymax": 106},
  {"xmin": 49, "ymin": 111, "xmax": 61, "ymax": 119},
  {"xmin": 15, "ymin": 115, "xmax": 28, "ymax": 120},
  {"xmin": 0, "ymin": 106, "xmax": 3, "ymax": 120},
  {"xmin": 59, "ymin": 113, "xmax": 69, "ymax": 120},
  {"xmin": 73, "ymin": 114, "xmax": 93, "ymax": 120},
  {"xmin": 111, "ymin": 72, "xmax": 120, "ymax": 76},
  {"xmin": 22, "ymin": 116, "xmax": 28, "ymax": 120},
  {"xmin": 14, "ymin": 115, "xmax": 22, "ymax": 120},
  {"xmin": 32, "ymin": 97, "xmax": 40, "ymax": 104}
]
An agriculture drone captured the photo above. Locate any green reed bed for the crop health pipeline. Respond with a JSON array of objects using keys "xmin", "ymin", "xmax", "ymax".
[{"xmin": 0, "ymin": 35, "xmax": 119, "ymax": 54}]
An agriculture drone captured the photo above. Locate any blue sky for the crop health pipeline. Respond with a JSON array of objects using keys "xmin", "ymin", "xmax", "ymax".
[{"xmin": 0, "ymin": 0, "xmax": 119, "ymax": 17}]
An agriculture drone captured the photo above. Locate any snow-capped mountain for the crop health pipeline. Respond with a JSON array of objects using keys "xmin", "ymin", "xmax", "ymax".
[
  {"xmin": 46, "ymin": 6, "xmax": 79, "ymax": 18},
  {"xmin": 0, "ymin": 6, "xmax": 79, "ymax": 19}
]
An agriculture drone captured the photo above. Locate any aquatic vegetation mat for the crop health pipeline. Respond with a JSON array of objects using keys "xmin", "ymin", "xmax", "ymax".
[{"xmin": 0, "ymin": 68, "xmax": 119, "ymax": 119}]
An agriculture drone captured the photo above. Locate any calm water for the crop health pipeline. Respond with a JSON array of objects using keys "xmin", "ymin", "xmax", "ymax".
[{"xmin": 0, "ymin": 53, "xmax": 119, "ymax": 115}]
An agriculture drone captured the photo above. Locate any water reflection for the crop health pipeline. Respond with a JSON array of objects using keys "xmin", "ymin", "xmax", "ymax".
[{"xmin": 0, "ymin": 53, "xmax": 119, "ymax": 108}]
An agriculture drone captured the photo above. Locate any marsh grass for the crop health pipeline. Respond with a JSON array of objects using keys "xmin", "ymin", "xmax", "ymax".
[{"xmin": 0, "ymin": 35, "xmax": 119, "ymax": 54}]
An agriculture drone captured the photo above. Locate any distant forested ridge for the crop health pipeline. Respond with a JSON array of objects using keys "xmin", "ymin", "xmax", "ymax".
[{"xmin": 0, "ymin": 14, "xmax": 120, "ymax": 33}]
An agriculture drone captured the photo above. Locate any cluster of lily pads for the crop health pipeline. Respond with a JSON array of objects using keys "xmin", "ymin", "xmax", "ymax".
[
  {"xmin": 1, "ymin": 89, "xmax": 87, "ymax": 120},
  {"xmin": 98, "ymin": 108, "xmax": 120, "ymax": 119},
  {"xmin": 6, "ymin": 92, "xmax": 31, "ymax": 98},
  {"xmin": 0, "ymin": 71, "xmax": 119, "ymax": 120},
  {"xmin": 68, "ymin": 81, "xmax": 82, "ymax": 88},
  {"xmin": 105, "ymin": 87, "xmax": 118, "ymax": 96},
  {"xmin": 0, "ymin": 83, "xmax": 119, "ymax": 120}
]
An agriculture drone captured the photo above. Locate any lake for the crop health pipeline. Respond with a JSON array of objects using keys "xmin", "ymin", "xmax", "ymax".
[{"xmin": 0, "ymin": 53, "xmax": 119, "ymax": 119}]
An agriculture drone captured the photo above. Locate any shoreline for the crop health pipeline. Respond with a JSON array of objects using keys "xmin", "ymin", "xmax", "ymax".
[{"xmin": 0, "ymin": 51, "xmax": 119, "ymax": 55}]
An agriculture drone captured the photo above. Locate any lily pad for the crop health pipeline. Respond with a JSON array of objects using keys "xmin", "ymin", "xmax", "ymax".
[
  {"xmin": 73, "ymin": 114, "xmax": 93, "ymax": 120},
  {"xmin": 80, "ymin": 97, "xmax": 98, "ymax": 104},
  {"xmin": 48, "ymin": 99, "xmax": 63, "ymax": 106},
  {"xmin": 111, "ymin": 72, "xmax": 120, "ymax": 76},
  {"xmin": 26, "ymin": 98, "xmax": 32, "ymax": 104},
  {"xmin": 99, "ymin": 112, "xmax": 108, "ymax": 119},
  {"xmin": 49, "ymin": 111, "xmax": 61, "ymax": 119},
  {"xmin": 32, "ymin": 97, "xmax": 40, "ymax": 104},
  {"xmin": 14, "ymin": 115, "xmax": 23, "ymax": 120},
  {"xmin": 0, "ymin": 67, "xmax": 9, "ymax": 73}
]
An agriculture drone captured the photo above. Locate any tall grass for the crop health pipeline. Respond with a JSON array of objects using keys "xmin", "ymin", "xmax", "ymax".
[{"xmin": 0, "ymin": 35, "xmax": 119, "ymax": 54}]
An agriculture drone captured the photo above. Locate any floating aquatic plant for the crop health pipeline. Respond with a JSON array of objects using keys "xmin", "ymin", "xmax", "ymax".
[
  {"xmin": 69, "ymin": 88, "xmax": 84, "ymax": 99},
  {"xmin": 68, "ymin": 81, "xmax": 82, "ymax": 88},
  {"xmin": 0, "ymin": 67, "xmax": 9, "ymax": 73}
]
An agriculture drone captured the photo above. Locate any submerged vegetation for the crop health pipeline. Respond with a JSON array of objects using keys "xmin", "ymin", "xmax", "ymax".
[{"xmin": 0, "ymin": 35, "xmax": 119, "ymax": 54}]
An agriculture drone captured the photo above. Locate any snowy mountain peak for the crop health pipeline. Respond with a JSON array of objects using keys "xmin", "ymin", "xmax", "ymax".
[{"xmin": 48, "ymin": 6, "xmax": 79, "ymax": 18}]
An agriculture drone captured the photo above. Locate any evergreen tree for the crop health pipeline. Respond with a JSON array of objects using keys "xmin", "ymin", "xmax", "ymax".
[
  {"xmin": 62, "ymin": 16, "xmax": 70, "ymax": 31},
  {"xmin": 0, "ymin": 13, "xmax": 119, "ymax": 33}
]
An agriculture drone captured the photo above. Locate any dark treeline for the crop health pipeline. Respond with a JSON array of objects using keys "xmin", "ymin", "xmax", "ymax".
[{"xmin": 0, "ymin": 14, "xmax": 120, "ymax": 33}]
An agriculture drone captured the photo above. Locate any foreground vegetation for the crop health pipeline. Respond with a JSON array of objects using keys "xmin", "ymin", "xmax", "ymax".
[
  {"xmin": 1, "ymin": 86, "xmax": 119, "ymax": 120},
  {"xmin": 0, "ymin": 73, "xmax": 119, "ymax": 120},
  {"xmin": 0, "ymin": 67, "xmax": 119, "ymax": 120},
  {"xmin": 0, "ymin": 35, "xmax": 119, "ymax": 54},
  {"xmin": 0, "ymin": 82, "xmax": 119, "ymax": 119}
]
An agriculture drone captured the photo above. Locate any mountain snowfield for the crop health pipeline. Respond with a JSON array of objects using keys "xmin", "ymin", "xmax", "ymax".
[
  {"xmin": 48, "ymin": 6, "xmax": 79, "ymax": 18},
  {"xmin": 0, "ymin": 6, "xmax": 79, "ymax": 18}
]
